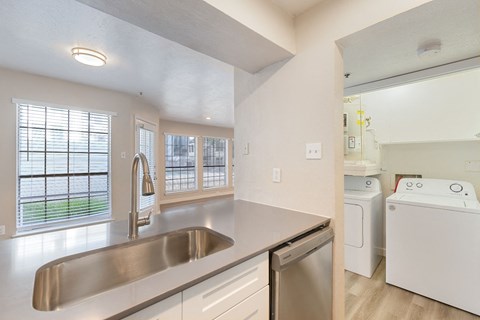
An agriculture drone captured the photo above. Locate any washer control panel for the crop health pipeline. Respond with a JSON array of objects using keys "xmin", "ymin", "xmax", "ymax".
[
  {"xmin": 396, "ymin": 178, "xmax": 477, "ymax": 200},
  {"xmin": 345, "ymin": 176, "xmax": 381, "ymax": 192}
]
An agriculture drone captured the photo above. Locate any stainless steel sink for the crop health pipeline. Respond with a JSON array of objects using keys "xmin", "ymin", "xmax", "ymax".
[{"xmin": 32, "ymin": 227, "xmax": 234, "ymax": 311}]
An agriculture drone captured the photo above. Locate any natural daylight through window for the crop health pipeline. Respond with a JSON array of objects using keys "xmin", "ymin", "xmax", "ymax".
[
  {"xmin": 203, "ymin": 137, "xmax": 227, "ymax": 189},
  {"xmin": 16, "ymin": 102, "xmax": 111, "ymax": 231},
  {"xmin": 164, "ymin": 134, "xmax": 197, "ymax": 193}
]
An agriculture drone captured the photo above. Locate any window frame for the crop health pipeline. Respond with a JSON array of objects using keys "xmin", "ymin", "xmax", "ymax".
[
  {"xmin": 14, "ymin": 99, "xmax": 114, "ymax": 232},
  {"xmin": 202, "ymin": 136, "xmax": 228, "ymax": 190},
  {"xmin": 135, "ymin": 118, "xmax": 157, "ymax": 214},
  {"xmin": 164, "ymin": 133, "xmax": 198, "ymax": 194}
]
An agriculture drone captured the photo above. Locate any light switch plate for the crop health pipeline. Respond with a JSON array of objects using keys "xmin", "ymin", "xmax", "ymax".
[
  {"xmin": 273, "ymin": 168, "xmax": 281, "ymax": 183},
  {"xmin": 243, "ymin": 143, "xmax": 249, "ymax": 155},
  {"xmin": 306, "ymin": 143, "xmax": 322, "ymax": 160}
]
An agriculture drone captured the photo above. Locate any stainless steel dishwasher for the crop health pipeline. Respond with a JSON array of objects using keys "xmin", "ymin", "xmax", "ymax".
[{"xmin": 271, "ymin": 226, "xmax": 334, "ymax": 320}]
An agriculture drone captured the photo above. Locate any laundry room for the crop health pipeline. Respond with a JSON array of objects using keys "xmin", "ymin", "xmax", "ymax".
[
  {"xmin": 342, "ymin": 66, "xmax": 480, "ymax": 319},
  {"xmin": 341, "ymin": 0, "xmax": 480, "ymax": 318},
  {"xmin": 344, "ymin": 68, "xmax": 480, "ymax": 252}
]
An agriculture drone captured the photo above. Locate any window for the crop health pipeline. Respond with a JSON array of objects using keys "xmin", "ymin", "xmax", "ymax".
[
  {"xmin": 136, "ymin": 120, "xmax": 156, "ymax": 212},
  {"xmin": 165, "ymin": 134, "xmax": 196, "ymax": 193},
  {"xmin": 16, "ymin": 102, "xmax": 111, "ymax": 231},
  {"xmin": 231, "ymin": 139, "xmax": 234, "ymax": 187},
  {"xmin": 203, "ymin": 137, "xmax": 227, "ymax": 189}
]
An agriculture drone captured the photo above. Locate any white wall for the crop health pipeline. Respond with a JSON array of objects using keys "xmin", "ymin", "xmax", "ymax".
[
  {"xmin": 233, "ymin": 0, "xmax": 432, "ymax": 318},
  {"xmin": 380, "ymin": 141, "xmax": 480, "ymax": 199},
  {"xmin": 158, "ymin": 119, "xmax": 234, "ymax": 205},
  {"xmin": 361, "ymin": 68, "xmax": 480, "ymax": 143},
  {"xmin": 0, "ymin": 67, "xmax": 160, "ymax": 239}
]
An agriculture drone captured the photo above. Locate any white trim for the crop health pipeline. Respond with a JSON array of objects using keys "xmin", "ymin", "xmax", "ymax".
[
  {"xmin": 159, "ymin": 190, "xmax": 233, "ymax": 205},
  {"xmin": 202, "ymin": 135, "xmax": 229, "ymax": 140},
  {"xmin": 135, "ymin": 117, "xmax": 157, "ymax": 132},
  {"xmin": 164, "ymin": 132, "xmax": 200, "ymax": 138},
  {"xmin": 12, "ymin": 218, "xmax": 114, "ymax": 238},
  {"xmin": 12, "ymin": 98, "xmax": 118, "ymax": 116},
  {"xmin": 344, "ymin": 57, "xmax": 480, "ymax": 96}
]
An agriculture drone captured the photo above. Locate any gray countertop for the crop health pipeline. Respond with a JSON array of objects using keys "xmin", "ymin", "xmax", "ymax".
[{"xmin": 0, "ymin": 199, "xmax": 330, "ymax": 320}]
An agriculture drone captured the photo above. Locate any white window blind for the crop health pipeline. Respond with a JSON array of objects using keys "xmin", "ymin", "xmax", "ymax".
[
  {"xmin": 203, "ymin": 137, "xmax": 227, "ymax": 189},
  {"xmin": 16, "ymin": 103, "xmax": 111, "ymax": 231},
  {"xmin": 137, "ymin": 124, "xmax": 156, "ymax": 212}
]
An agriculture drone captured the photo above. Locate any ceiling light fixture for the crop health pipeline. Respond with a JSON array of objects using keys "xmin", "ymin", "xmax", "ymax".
[
  {"xmin": 417, "ymin": 40, "xmax": 441, "ymax": 59},
  {"xmin": 205, "ymin": 117, "xmax": 212, "ymax": 120},
  {"xmin": 72, "ymin": 47, "xmax": 107, "ymax": 66}
]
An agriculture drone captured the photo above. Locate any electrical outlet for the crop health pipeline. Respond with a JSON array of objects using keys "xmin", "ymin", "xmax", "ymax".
[
  {"xmin": 465, "ymin": 160, "xmax": 480, "ymax": 172},
  {"xmin": 0, "ymin": 225, "xmax": 5, "ymax": 235},
  {"xmin": 348, "ymin": 136, "xmax": 355, "ymax": 149}
]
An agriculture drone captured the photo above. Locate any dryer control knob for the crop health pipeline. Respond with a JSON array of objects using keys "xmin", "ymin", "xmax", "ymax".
[
  {"xmin": 406, "ymin": 182, "xmax": 413, "ymax": 187},
  {"xmin": 416, "ymin": 183, "xmax": 423, "ymax": 188},
  {"xmin": 450, "ymin": 183, "xmax": 463, "ymax": 193}
]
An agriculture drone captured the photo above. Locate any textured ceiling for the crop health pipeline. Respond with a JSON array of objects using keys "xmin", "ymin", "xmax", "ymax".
[
  {"xmin": 0, "ymin": 0, "xmax": 235, "ymax": 128},
  {"xmin": 1, "ymin": 0, "xmax": 478, "ymax": 128},
  {"xmin": 76, "ymin": 0, "xmax": 294, "ymax": 73},
  {"xmin": 339, "ymin": 0, "xmax": 480, "ymax": 91}
]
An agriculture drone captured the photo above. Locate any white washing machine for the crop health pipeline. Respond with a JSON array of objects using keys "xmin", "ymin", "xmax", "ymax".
[
  {"xmin": 386, "ymin": 178, "xmax": 480, "ymax": 316},
  {"xmin": 344, "ymin": 176, "xmax": 383, "ymax": 278}
]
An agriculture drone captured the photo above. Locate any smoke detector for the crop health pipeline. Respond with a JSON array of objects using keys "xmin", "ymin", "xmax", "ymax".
[{"xmin": 417, "ymin": 40, "xmax": 442, "ymax": 58}]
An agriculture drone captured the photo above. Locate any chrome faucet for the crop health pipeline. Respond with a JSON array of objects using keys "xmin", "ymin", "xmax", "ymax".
[{"xmin": 128, "ymin": 153, "xmax": 155, "ymax": 239}]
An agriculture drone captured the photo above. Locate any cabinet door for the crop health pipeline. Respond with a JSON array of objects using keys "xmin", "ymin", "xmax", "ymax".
[
  {"xmin": 123, "ymin": 293, "xmax": 182, "ymax": 320},
  {"xmin": 183, "ymin": 253, "xmax": 269, "ymax": 320},
  {"xmin": 214, "ymin": 285, "xmax": 269, "ymax": 320}
]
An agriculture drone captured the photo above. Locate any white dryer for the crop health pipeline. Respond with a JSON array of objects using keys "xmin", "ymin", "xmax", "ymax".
[
  {"xmin": 386, "ymin": 178, "xmax": 480, "ymax": 316},
  {"xmin": 344, "ymin": 176, "xmax": 383, "ymax": 278}
]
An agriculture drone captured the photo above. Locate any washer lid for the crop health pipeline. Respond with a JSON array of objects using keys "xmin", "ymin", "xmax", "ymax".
[{"xmin": 387, "ymin": 193, "xmax": 480, "ymax": 214}]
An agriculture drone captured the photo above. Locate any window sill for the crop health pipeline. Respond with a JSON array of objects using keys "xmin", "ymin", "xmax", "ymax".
[
  {"xmin": 165, "ymin": 189, "xmax": 199, "ymax": 196},
  {"xmin": 202, "ymin": 186, "xmax": 229, "ymax": 191},
  {"xmin": 12, "ymin": 218, "xmax": 115, "ymax": 238},
  {"xmin": 160, "ymin": 189, "xmax": 233, "ymax": 205}
]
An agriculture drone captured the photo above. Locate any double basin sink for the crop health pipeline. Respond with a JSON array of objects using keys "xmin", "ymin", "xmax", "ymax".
[{"xmin": 33, "ymin": 227, "xmax": 234, "ymax": 311}]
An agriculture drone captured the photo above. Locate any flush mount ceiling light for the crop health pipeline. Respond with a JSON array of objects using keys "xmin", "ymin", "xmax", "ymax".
[
  {"xmin": 71, "ymin": 47, "xmax": 107, "ymax": 66},
  {"xmin": 417, "ymin": 40, "xmax": 442, "ymax": 59}
]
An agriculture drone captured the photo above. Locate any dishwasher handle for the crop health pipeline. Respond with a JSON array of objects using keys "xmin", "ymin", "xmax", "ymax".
[{"xmin": 271, "ymin": 227, "xmax": 334, "ymax": 271}]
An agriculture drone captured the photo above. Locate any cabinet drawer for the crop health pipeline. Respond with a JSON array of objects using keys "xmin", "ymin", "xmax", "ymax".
[
  {"xmin": 123, "ymin": 293, "xmax": 182, "ymax": 320},
  {"xmin": 183, "ymin": 252, "xmax": 269, "ymax": 320},
  {"xmin": 214, "ymin": 285, "xmax": 269, "ymax": 320}
]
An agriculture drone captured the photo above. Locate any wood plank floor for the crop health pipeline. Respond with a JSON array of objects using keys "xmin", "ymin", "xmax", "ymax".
[{"xmin": 345, "ymin": 258, "xmax": 480, "ymax": 320}]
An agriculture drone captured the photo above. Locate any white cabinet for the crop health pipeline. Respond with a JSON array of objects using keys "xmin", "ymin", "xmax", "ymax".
[
  {"xmin": 125, "ymin": 253, "xmax": 269, "ymax": 320},
  {"xmin": 124, "ymin": 293, "xmax": 182, "ymax": 320},
  {"xmin": 214, "ymin": 286, "xmax": 269, "ymax": 320},
  {"xmin": 183, "ymin": 252, "xmax": 269, "ymax": 320}
]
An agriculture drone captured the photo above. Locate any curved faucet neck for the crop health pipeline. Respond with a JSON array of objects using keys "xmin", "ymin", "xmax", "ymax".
[{"xmin": 129, "ymin": 153, "xmax": 154, "ymax": 239}]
